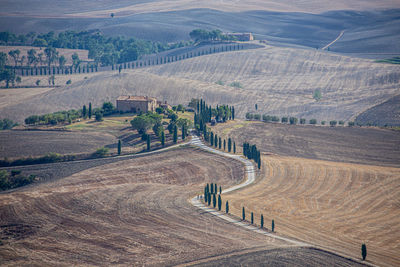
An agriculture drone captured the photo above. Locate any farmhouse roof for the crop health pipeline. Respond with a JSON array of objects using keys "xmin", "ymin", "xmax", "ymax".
[{"xmin": 117, "ymin": 95, "xmax": 157, "ymax": 102}]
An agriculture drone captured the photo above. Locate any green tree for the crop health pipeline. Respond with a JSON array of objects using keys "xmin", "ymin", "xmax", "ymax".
[
  {"xmin": 118, "ymin": 139, "xmax": 121, "ymax": 155},
  {"xmin": 361, "ymin": 244, "xmax": 367, "ymax": 261},
  {"xmin": 219, "ymin": 186, "xmax": 222, "ymax": 194},
  {"xmin": 82, "ymin": 105, "xmax": 87, "ymax": 118},
  {"xmin": 88, "ymin": 102, "xmax": 92, "ymax": 119},
  {"xmin": 313, "ymin": 89, "xmax": 322, "ymax": 101},
  {"xmin": 131, "ymin": 114, "xmax": 154, "ymax": 134},
  {"xmin": 8, "ymin": 49, "xmax": 20, "ymax": 67},
  {"xmin": 228, "ymin": 138, "xmax": 232, "ymax": 152},
  {"xmin": 272, "ymin": 219, "xmax": 275, "ymax": 232},
  {"xmin": 233, "ymin": 142, "xmax": 236, "ymax": 153},
  {"xmin": 281, "ymin": 117, "xmax": 288, "ymax": 123},
  {"xmin": 147, "ymin": 134, "xmax": 151, "ymax": 151},
  {"xmin": 261, "ymin": 214, "xmax": 264, "ymax": 228},
  {"xmin": 214, "ymin": 134, "xmax": 218, "ymax": 148},
  {"xmin": 214, "ymin": 183, "xmax": 217, "ymax": 194},
  {"xmin": 217, "ymin": 195, "xmax": 222, "ymax": 211},
  {"xmin": 95, "ymin": 111, "xmax": 103, "ymax": 121},
  {"xmin": 27, "ymin": 49, "xmax": 37, "ymax": 67},
  {"xmin": 330, "ymin": 120, "xmax": 337, "ymax": 126},
  {"xmin": 242, "ymin": 207, "xmax": 246, "ymax": 220},
  {"xmin": 226, "ymin": 201, "xmax": 229, "ymax": 213},
  {"xmin": 173, "ymin": 125, "xmax": 178, "ymax": 143},
  {"xmin": 161, "ymin": 130, "xmax": 165, "ymax": 146},
  {"xmin": 218, "ymin": 137, "xmax": 221, "ymax": 149},
  {"xmin": 44, "ymin": 46, "xmax": 58, "ymax": 69},
  {"xmin": 251, "ymin": 212, "xmax": 254, "ymax": 224},
  {"xmin": 210, "ymin": 183, "xmax": 214, "ymax": 194},
  {"xmin": 207, "ymin": 192, "xmax": 211, "ymax": 205},
  {"xmin": 58, "ymin": 55, "xmax": 66, "ymax": 69},
  {"xmin": 289, "ymin": 117, "xmax": 298, "ymax": 125},
  {"xmin": 181, "ymin": 124, "xmax": 186, "ymax": 140},
  {"xmin": 212, "ymin": 193, "xmax": 216, "ymax": 208},
  {"xmin": 223, "ymin": 139, "xmax": 226, "ymax": 150},
  {"xmin": 204, "ymin": 186, "xmax": 208, "ymax": 202},
  {"xmin": 309, "ymin": 119, "xmax": 317, "ymax": 125},
  {"xmin": 72, "ymin": 52, "xmax": 80, "ymax": 70},
  {"xmin": 153, "ymin": 122, "xmax": 163, "ymax": 137}
]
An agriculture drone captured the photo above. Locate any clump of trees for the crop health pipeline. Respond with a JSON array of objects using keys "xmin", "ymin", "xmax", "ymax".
[
  {"xmin": 189, "ymin": 29, "xmax": 236, "ymax": 43},
  {"xmin": 0, "ymin": 118, "xmax": 18, "ymax": 130},
  {"xmin": 0, "ymin": 30, "xmax": 191, "ymax": 66},
  {"xmin": 131, "ymin": 112, "xmax": 162, "ymax": 134},
  {"xmin": 0, "ymin": 170, "xmax": 36, "ymax": 191},
  {"xmin": 0, "ymin": 51, "xmax": 20, "ymax": 87},
  {"xmin": 243, "ymin": 142, "xmax": 261, "ymax": 169}
]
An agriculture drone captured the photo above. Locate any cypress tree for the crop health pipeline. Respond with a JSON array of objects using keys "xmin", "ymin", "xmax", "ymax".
[
  {"xmin": 226, "ymin": 201, "xmax": 229, "ymax": 213},
  {"xmin": 206, "ymin": 183, "xmax": 210, "ymax": 194},
  {"xmin": 228, "ymin": 138, "xmax": 232, "ymax": 152},
  {"xmin": 233, "ymin": 142, "xmax": 236, "ymax": 153},
  {"xmin": 207, "ymin": 192, "xmax": 211, "ymax": 205},
  {"xmin": 223, "ymin": 139, "xmax": 226, "ymax": 150},
  {"xmin": 182, "ymin": 124, "xmax": 186, "ymax": 140},
  {"xmin": 242, "ymin": 207, "xmax": 245, "ymax": 221},
  {"xmin": 219, "ymin": 186, "xmax": 222, "ymax": 194},
  {"xmin": 147, "ymin": 134, "xmax": 151, "ymax": 151},
  {"xmin": 210, "ymin": 183, "xmax": 214, "ymax": 194},
  {"xmin": 210, "ymin": 132, "xmax": 214, "ymax": 146},
  {"xmin": 212, "ymin": 193, "xmax": 216, "ymax": 208},
  {"xmin": 272, "ymin": 219, "xmax": 275, "ymax": 232},
  {"xmin": 82, "ymin": 105, "xmax": 87, "ymax": 118},
  {"xmin": 258, "ymin": 154, "xmax": 261, "ymax": 169},
  {"xmin": 118, "ymin": 140, "xmax": 121, "ymax": 155},
  {"xmin": 361, "ymin": 244, "xmax": 367, "ymax": 261},
  {"xmin": 88, "ymin": 103, "xmax": 92, "ymax": 119},
  {"xmin": 232, "ymin": 106, "xmax": 235, "ymax": 120},
  {"xmin": 218, "ymin": 137, "xmax": 221, "ymax": 149},
  {"xmin": 214, "ymin": 135, "xmax": 218, "ymax": 147},
  {"xmin": 251, "ymin": 212, "xmax": 254, "ymax": 224},
  {"xmin": 218, "ymin": 195, "xmax": 221, "ymax": 211},
  {"xmin": 161, "ymin": 130, "xmax": 165, "ymax": 146},
  {"xmin": 214, "ymin": 183, "xmax": 217, "ymax": 194},
  {"xmin": 204, "ymin": 186, "xmax": 207, "ymax": 201},
  {"xmin": 173, "ymin": 125, "xmax": 178, "ymax": 143},
  {"xmin": 261, "ymin": 214, "xmax": 264, "ymax": 228}
]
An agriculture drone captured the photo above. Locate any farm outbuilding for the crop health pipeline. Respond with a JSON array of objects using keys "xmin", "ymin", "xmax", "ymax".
[{"xmin": 116, "ymin": 96, "xmax": 171, "ymax": 113}]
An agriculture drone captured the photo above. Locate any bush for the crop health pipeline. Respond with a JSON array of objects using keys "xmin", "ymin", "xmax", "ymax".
[
  {"xmin": 66, "ymin": 79, "xmax": 71, "ymax": 85},
  {"xmin": 95, "ymin": 111, "xmax": 103, "ymax": 122},
  {"xmin": 262, "ymin": 114, "xmax": 272, "ymax": 122},
  {"xmin": 339, "ymin": 120, "xmax": 345, "ymax": 126},
  {"xmin": 313, "ymin": 89, "xmax": 322, "ymax": 101},
  {"xmin": 300, "ymin": 118, "xmax": 306, "ymax": 124},
  {"xmin": 281, "ymin": 117, "xmax": 288, "ymax": 123},
  {"xmin": 309, "ymin": 119, "xmax": 317, "ymax": 125},
  {"xmin": 216, "ymin": 80, "xmax": 224, "ymax": 86},
  {"xmin": 0, "ymin": 118, "xmax": 17, "ymax": 130},
  {"xmin": 348, "ymin": 121, "xmax": 355, "ymax": 127},
  {"xmin": 271, "ymin": 116, "xmax": 280, "ymax": 122},
  {"xmin": 0, "ymin": 170, "xmax": 36, "ymax": 191},
  {"xmin": 253, "ymin": 114, "xmax": 261, "ymax": 120},
  {"xmin": 229, "ymin": 81, "xmax": 243, "ymax": 88},
  {"xmin": 93, "ymin": 147, "xmax": 109, "ymax": 158},
  {"xmin": 330, "ymin": 120, "xmax": 337, "ymax": 126},
  {"xmin": 289, "ymin": 117, "xmax": 298, "ymax": 125},
  {"xmin": 321, "ymin": 121, "xmax": 326, "ymax": 125},
  {"xmin": 246, "ymin": 113, "xmax": 254, "ymax": 120}
]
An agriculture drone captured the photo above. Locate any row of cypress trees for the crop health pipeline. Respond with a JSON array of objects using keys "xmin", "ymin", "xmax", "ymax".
[
  {"xmin": 241, "ymin": 206, "xmax": 275, "ymax": 232},
  {"xmin": 194, "ymin": 99, "xmax": 235, "ymax": 134},
  {"xmin": 243, "ymin": 142, "xmax": 261, "ymax": 169}
]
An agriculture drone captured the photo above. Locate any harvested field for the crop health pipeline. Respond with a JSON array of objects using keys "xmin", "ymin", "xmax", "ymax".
[
  {"xmin": 0, "ymin": 130, "xmax": 116, "ymax": 159},
  {"xmin": 2, "ymin": 45, "xmax": 400, "ymax": 123},
  {"xmin": 355, "ymin": 94, "xmax": 400, "ymax": 126},
  {"xmin": 224, "ymin": 155, "xmax": 400, "ymax": 267},
  {"xmin": 0, "ymin": 147, "xmax": 292, "ymax": 266},
  {"xmin": 211, "ymin": 120, "xmax": 400, "ymax": 167},
  {"xmin": 0, "ymin": 87, "xmax": 53, "ymax": 109}
]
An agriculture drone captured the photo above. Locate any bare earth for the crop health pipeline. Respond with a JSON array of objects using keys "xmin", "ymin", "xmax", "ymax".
[
  {"xmin": 0, "ymin": 148, "xmax": 290, "ymax": 266},
  {"xmin": 211, "ymin": 120, "xmax": 400, "ymax": 167},
  {"xmin": 224, "ymin": 155, "xmax": 400, "ymax": 267}
]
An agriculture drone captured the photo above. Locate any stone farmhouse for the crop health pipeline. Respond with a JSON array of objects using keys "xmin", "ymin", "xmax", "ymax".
[{"xmin": 116, "ymin": 96, "xmax": 171, "ymax": 113}]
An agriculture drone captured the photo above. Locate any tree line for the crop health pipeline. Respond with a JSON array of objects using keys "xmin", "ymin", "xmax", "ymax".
[
  {"xmin": 189, "ymin": 29, "xmax": 237, "ymax": 43},
  {"xmin": 246, "ymin": 113, "xmax": 356, "ymax": 127},
  {"xmin": 0, "ymin": 170, "xmax": 36, "ymax": 191}
]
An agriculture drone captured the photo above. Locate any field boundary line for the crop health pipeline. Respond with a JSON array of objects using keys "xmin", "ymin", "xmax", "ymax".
[{"xmin": 322, "ymin": 30, "xmax": 345, "ymax": 50}]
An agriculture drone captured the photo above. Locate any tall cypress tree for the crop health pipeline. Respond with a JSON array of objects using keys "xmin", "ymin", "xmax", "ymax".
[
  {"xmin": 251, "ymin": 212, "xmax": 254, "ymax": 224},
  {"xmin": 207, "ymin": 192, "xmax": 211, "ymax": 205},
  {"xmin": 88, "ymin": 102, "xmax": 92, "ymax": 119},
  {"xmin": 118, "ymin": 140, "xmax": 121, "ymax": 155},
  {"xmin": 214, "ymin": 183, "xmax": 217, "ymax": 194},
  {"xmin": 173, "ymin": 125, "xmax": 178, "ymax": 143},
  {"xmin": 219, "ymin": 186, "xmax": 222, "ymax": 194},
  {"xmin": 210, "ymin": 183, "xmax": 214, "ymax": 194},
  {"xmin": 161, "ymin": 131, "xmax": 165, "ymax": 146},
  {"xmin": 361, "ymin": 244, "xmax": 367, "ymax": 261},
  {"xmin": 82, "ymin": 105, "xmax": 87, "ymax": 118},
  {"xmin": 212, "ymin": 193, "xmax": 216, "ymax": 208},
  {"xmin": 232, "ymin": 106, "xmax": 235, "ymax": 120},
  {"xmin": 242, "ymin": 207, "xmax": 245, "ymax": 221},
  {"xmin": 147, "ymin": 134, "xmax": 151, "ymax": 151},
  {"xmin": 218, "ymin": 137, "xmax": 221, "ymax": 149},
  {"xmin": 233, "ymin": 142, "xmax": 236, "ymax": 153},
  {"xmin": 272, "ymin": 219, "xmax": 275, "ymax": 232},
  {"xmin": 210, "ymin": 132, "xmax": 214, "ymax": 146},
  {"xmin": 226, "ymin": 201, "xmax": 229, "ymax": 213},
  {"xmin": 218, "ymin": 195, "xmax": 221, "ymax": 211},
  {"xmin": 228, "ymin": 138, "xmax": 232, "ymax": 152},
  {"xmin": 214, "ymin": 135, "xmax": 218, "ymax": 147},
  {"xmin": 204, "ymin": 186, "xmax": 207, "ymax": 201},
  {"xmin": 261, "ymin": 214, "xmax": 264, "ymax": 228},
  {"xmin": 223, "ymin": 139, "xmax": 226, "ymax": 150},
  {"xmin": 182, "ymin": 124, "xmax": 186, "ymax": 140}
]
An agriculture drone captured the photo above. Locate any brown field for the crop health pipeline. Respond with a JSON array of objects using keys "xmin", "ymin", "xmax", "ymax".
[
  {"xmin": 4, "ymin": 0, "xmax": 398, "ymax": 17},
  {"xmin": 0, "ymin": 46, "xmax": 91, "ymax": 67},
  {"xmin": 0, "ymin": 148, "xmax": 293, "ymax": 266},
  {"xmin": 1, "ymin": 45, "xmax": 399, "ymax": 124},
  {"xmin": 210, "ymin": 120, "xmax": 400, "ymax": 167},
  {"xmin": 223, "ymin": 155, "xmax": 400, "ymax": 267},
  {"xmin": 0, "ymin": 87, "xmax": 53, "ymax": 110}
]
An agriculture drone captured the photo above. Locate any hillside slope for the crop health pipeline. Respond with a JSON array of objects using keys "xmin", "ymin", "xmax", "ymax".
[{"xmin": 1, "ymin": 45, "xmax": 399, "ymax": 123}]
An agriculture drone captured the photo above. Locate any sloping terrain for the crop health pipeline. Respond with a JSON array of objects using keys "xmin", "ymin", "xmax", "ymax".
[
  {"xmin": 2, "ymin": 45, "xmax": 399, "ymax": 123},
  {"xmin": 224, "ymin": 155, "xmax": 400, "ymax": 267},
  {"xmin": 355, "ymin": 94, "xmax": 400, "ymax": 126},
  {"xmin": 210, "ymin": 120, "xmax": 400, "ymax": 167},
  {"xmin": 0, "ymin": 147, "xmax": 293, "ymax": 266}
]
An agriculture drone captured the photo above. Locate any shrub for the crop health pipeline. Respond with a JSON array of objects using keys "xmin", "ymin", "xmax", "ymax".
[
  {"xmin": 289, "ymin": 117, "xmax": 298, "ymax": 125},
  {"xmin": 262, "ymin": 114, "xmax": 272, "ymax": 122},
  {"xmin": 0, "ymin": 118, "xmax": 17, "ymax": 130},
  {"xmin": 253, "ymin": 114, "xmax": 261, "ymax": 120},
  {"xmin": 348, "ymin": 121, "xmax": 355, "ymax": 127},
  {"xmin": 281, "ymin": 117, "xmax": 288, "ymax": 123},
  {"xmin": 271, "ymin": 116, "xmax": 280, "ymax": 122},
  {"xmin": 330, "ymin": 120, "xmax": 337, "ymax": 126},
  {"xmin": 339, "ymin": 120, "xmax": 345, "ymax": 125},
  {"xmin": 66, "ymin": 79, "xmax": 71, "ymax": 85},
  {"xmin": 309, "ymin": 119, "xmax": 317, "ymax": 125},
  {"xmin": 313, "ymin": 89, "xmax": 322, "ymax": 101},
  {"xmin": 216, "ymin": 80, "xmax": 224, "ymax": 86},
  {"xmin": 321, "ymin": 121, "xmax": 326, "ymax": 125},
  {"xmin": 95, "ymin": 111, "xmax": 103, "ymax": 122},
  {"xmin": 35, "ymin": 79, "xmax": 40, "ymax": 86},
  {"xmin": 246, "ymin": 113, "xmax": 254, "ymax": 120},
  {"xmin": 300, "ymin": 118, "xmax": 306, "ymax": 124},
  {"xmin": 93, "ymin": 147, "xmax": 109, "ymax": 158},
  {"xmin": 229, "ymin": 81, "xmax": 243, "ymax": 88}
]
